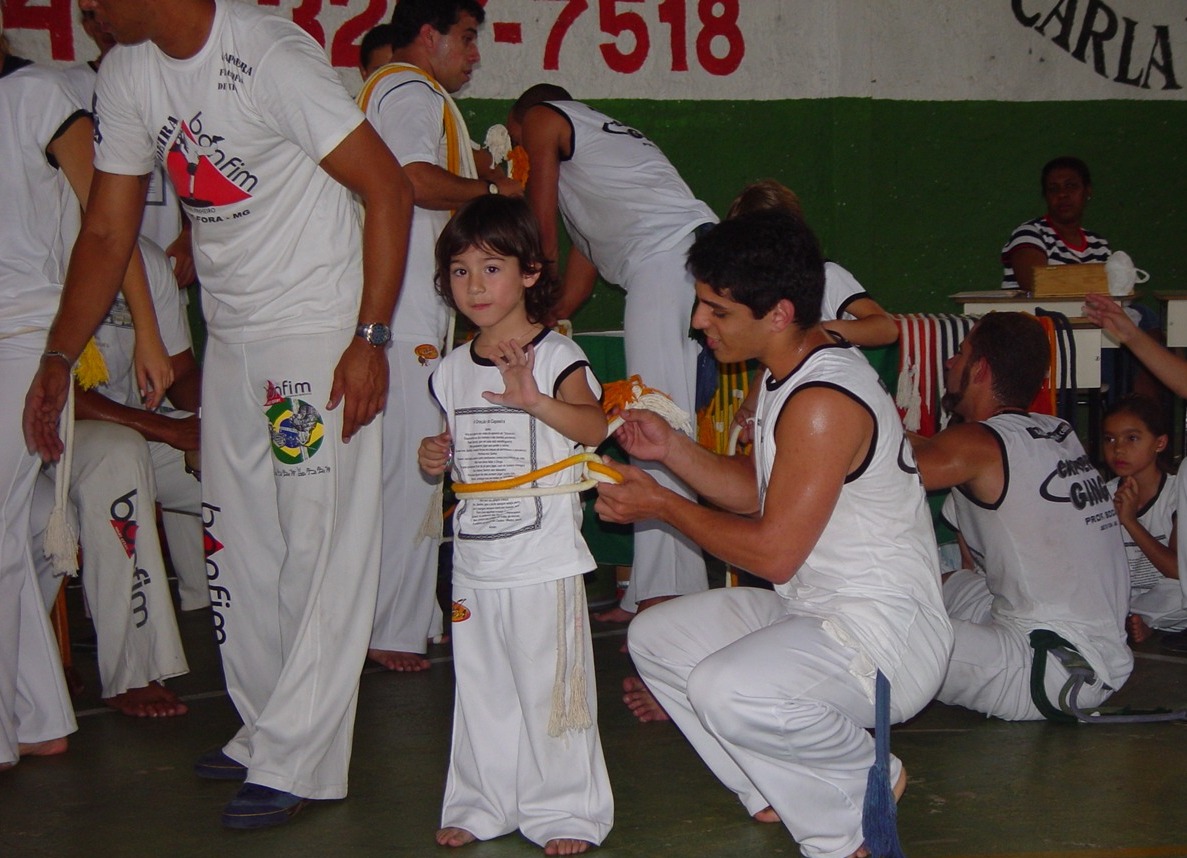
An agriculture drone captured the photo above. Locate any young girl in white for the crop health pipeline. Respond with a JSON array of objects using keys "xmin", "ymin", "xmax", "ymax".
[
  {"xmin": 1101, "ymin": 395, "xmax": 1184, "ymax": 643},
  {"xmin": 418, "ymin": 196, "xmax": 613, "ymax": 855}
]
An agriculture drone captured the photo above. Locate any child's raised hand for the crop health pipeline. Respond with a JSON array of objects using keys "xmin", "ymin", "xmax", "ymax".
[
  {"xmin": 419, "ymin": 430, "xmax": 453, "ymax": 476},
  {"xmin": 482, "ymin": 340, "xmax": 541, "ymax": 411},
  {"xmin": 1113, "ymin": 475, "xmax": 1140, "ymax": 525}
]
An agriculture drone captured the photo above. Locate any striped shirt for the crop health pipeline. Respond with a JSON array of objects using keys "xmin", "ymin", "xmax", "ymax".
[{"xmin": 1001, "ymin": 216, "xmax": 1110, "ymax": 289}]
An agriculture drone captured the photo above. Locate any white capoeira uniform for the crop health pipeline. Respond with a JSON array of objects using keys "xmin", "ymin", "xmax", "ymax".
[
  {"xmin": 431, "ymin": 331, "xmax": 613, "ymax": 847},
  {"xmin": 544, "ymin": 100, "xmax": 716, "ymax": 612},
  {"xmin": 939, "ymin": 411, "xmax": 1132, "ymax": 721},
  {"xmin": 0, "ymin": 57, "xmax": 84, "ymax": 765},
  {"xmin": 61, "ymin": 60, "xmax": 184, "ymax": 260},
  {"xmin": 30, "ymin": 240, "xmax": 202, "ymax": 699},
  {"xmin": 821, "ymin": 260, "xmax": 870, "ymax": 322},
  {"xmin": 361, "ymin": 64, "xmax": 461, "ymax": 654},
  {"xmin": 1107, "ymin": 472, "xmax": 1187, "ymax": 632},
  {"xmin": 93, "ymin": 0, "xmax": 383, "ymax": 799},
  {"xmin": 629, "ymin": 342, "xmax": 952, "ymax": 858}
]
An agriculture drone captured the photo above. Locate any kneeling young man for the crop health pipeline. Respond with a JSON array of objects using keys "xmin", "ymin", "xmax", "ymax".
[{"xmin": 595, "ymin": 213, "xmax": 953, "ymax": 858}]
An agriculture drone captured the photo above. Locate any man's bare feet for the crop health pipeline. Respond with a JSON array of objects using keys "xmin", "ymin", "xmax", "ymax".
[
  {"xmin": 436, "ymin": 826, "xmax": 476, "ymax": 847},
  {"xmin": 368, "ymin": 649, "xmax": 431, "ymax": 672},
  {"xmin": 753, "ymin": 807, "xmax": 780, "ymax": 824},
  {"xmin": 636, "ymin": 595, "xmax": 676, "ymax": 612},
  {"xmin": 591, "ymin": 605, "xmax": 635, "ymax": 624},
  {"xmin": 544, "ymin": 838, "xmax": 592, "ymax": 855},
  {"xmin": 1127, "ymin": 613, "xmax": 1153, "ymax": 644},
  {"xmin": 103, "ymin": 682, "xmax": 188, "ymax": 718},
  {"xmin": 622, "ymin": 676, "xmax": 670, "ymax": 723},
  {"xmin": 849, "ymin": 768, "xmax": 909, "ymax": 858},
  {"xmin": 18, "ymin": 737, "xmax": 68, "ymax": 757}
]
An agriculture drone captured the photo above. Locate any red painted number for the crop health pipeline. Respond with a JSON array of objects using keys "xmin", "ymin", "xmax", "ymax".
[
  {"xmin": 695, "ymin": 0, "xmax": 743, "ymax": 76},
  {"xmin": 543, "ymin": 0, "xmax": 590, "ymax": 71},
  {"xmin": 291, "ymin": 0, "xmax": 327, "ymax": 46},
  {"xmin": 657, "ymin": 0, "xmax": 688, "ymax": 72},
  {"xmin": 329, "ymin": 0, "xmax": 389, "ymax": 69},
  {"xmin": 599, "ymin": 0, "xmax": 649, "ymax": 74},
  {"xmin": 5, "ymin": 0, "xmax": 75, "ymax": 61}
]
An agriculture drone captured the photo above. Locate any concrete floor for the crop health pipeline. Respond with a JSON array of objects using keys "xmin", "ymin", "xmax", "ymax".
[{"xmin": 3, "ymin": 576, "xmax": 1187, "ymax": 858}]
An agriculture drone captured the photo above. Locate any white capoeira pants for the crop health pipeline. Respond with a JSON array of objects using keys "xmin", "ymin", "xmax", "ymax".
[
  {"xmin": 629, "ymin": 588, "xmax": 943, "ymax": 858},
  {"xmin": 937, "ymin": 569, "xmax": 1115, "ymax": 721},
  {"xmin": 31, "ymin": 422, "xmax": 189, "ymax": 698},
  {"xmin": 620, "ymin": 232, "xmax": 708, "ymax": 611},
  {"xmin": 443, "ymin": 577, "xmax": 613, "ymax": 847},
  {"xmin": 0, "ymin": 334, "xmax": 77, "ymax": 765},
  {"xmin": 149, "ymin": 431, "xmax": 208, "ymax": 613},
  {"xmin": 203, "ymin": 328, "xmax": 382, "ymax": 800},
  {"xmin": 370, "ymin": 336, "xmax": 444, "ymax": 653}
]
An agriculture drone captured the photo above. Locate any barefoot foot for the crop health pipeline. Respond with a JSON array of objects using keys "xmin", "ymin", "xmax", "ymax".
[
  {"xmin": 753, "ymin": 806, "xmax": 781, "ymax": 824},
  {"xmin": 1127, "ymin": 613, "xmax": 1153, "ymax": 645},
  {"xmin": 368, "ymin": 649, "xmax": 431, "ymax": 672},
  {"xmin": 591, "ymin": 605, "xmax": 635, "ymax": 624},
  {"xmin": 103, "ymin": 682, "xmax": 188, "ymax": 718},
  {"xmin": 436, "ymin": 827, "xmax": 476, "ymax": 847},
  {"xmin": 622, "ymin": 676, "xmax": 670, "ymax": 723},
  {"xmin": 544, "ymin": 838, "xmax": 592, "ymax": 855},
  {"xmin": 18, "ymin": 737, "xmax": 68, "ymax": 757}
]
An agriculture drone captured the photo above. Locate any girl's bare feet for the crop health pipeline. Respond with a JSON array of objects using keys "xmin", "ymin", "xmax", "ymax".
[
  {"xmin": 436, "ymin": 827, "xmax": 476, "ymax": 847},
  {"xmin": 544, "ymin": 838, "xmax": 592, "ymax": 855}
]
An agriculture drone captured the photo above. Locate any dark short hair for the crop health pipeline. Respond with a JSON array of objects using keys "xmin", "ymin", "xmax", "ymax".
[
  {"xmin": 686, "ymin": 212, "xmax": 823, "ymax": 326},
  {"xmin": 966, "ymin": 312, "xmax": 1050, "ymax": 408},
  {"xmin": 390, "ymin": 0, "xmax": 485, "ymax": 49},
  {"xmin": 1041, "ymin": 156, "xmax": 1091, "ymax": 191},
  {"xmin": 510, "ymin": 83, "xmax": 573, "ymax": 123},
  {"xmin": 359, "ymin": 24, "xmax": 394, "ymax": 69},
  {"xmin": 434, "ymin": 196, "xmax": 558, "ymax": 324},
  {"xmin": 1103, "ymin": 394, "xmax": 1173, "ymax": 472}
]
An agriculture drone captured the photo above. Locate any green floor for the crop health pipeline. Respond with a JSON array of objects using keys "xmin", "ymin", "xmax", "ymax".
[{"xmin": 4, "ymin": 575, "xmax": 1187, "ymax": 858}]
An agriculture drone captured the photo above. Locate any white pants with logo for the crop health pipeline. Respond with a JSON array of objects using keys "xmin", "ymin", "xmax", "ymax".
[
  {"xmin": 443, "ymin": 577, "xmax": 614, "ymax": 847},
  {"xmin": 370, "ymin": 336, "xmax": 444, "ymax": 653},
  {"xmin": 629, "ymin": 588, "xmax": 944, "ymax": 858},
  {"xmin": 620, "ymin": 233, "xmax": 708, "ymax": 611},
  {"xmin": 203, "ymin": 328, "xmax": 382, "ymax": 800},
  {"xmin": 0, "ymin": 334, "xmax": 77, "ymax": 765},
  {"xmin": 32, "ymin": 421, "xmax": 189, "ymax": 698}
]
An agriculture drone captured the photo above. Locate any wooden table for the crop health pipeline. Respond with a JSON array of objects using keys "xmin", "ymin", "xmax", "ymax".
[{"xmin": 1155, "ymin": 291, "xmax": 1187, "ymax": 347}]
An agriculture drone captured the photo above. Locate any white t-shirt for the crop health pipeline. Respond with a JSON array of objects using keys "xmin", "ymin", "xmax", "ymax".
[
  {"xmin": 545, "ymin": 100, "xmax": 716, "ymax": 288},
  {"xmin": 0, "ymin": 61, "xmax": 86, "ymax": 335},
  {"xmin": 93, "ymin": 0, "xmax": 366, "ymax": 342},
  {"xmin": 63, "ymin": 60, "xmax": 184, "ymax": 255},
  {"xmin": 754, "ymin": 343, "xmax": 952, "ymax": 696},
  {"xmin": 431, "ymin": 330, "xmax": 600, "ymax": 588},
  {"xmin": 93, "ymin": 238, "xmax": 191, "ymax": 410},
  {"xmin": 821, "ymin": 261, "xmax": 869, "ymax": 323},
  {"xmin": 363, "ymin": 67, "xmax": 453, "ymax": 342}
]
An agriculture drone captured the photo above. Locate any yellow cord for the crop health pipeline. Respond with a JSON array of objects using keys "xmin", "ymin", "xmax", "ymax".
[{"xmin": 453, "ymin": 452, "xmax": 622, "ymax": 496}]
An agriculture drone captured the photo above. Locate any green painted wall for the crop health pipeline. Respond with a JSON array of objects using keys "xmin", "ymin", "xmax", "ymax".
[{"xmin": 462, "ymin": 98, "xmax": 1187, "ymax": 330}]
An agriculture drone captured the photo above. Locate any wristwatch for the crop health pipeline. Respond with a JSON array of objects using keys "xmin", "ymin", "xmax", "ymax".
[
  {"xmin": 355, "ymin": 322, "xmax": 392, "ymax": 347},
  {"xmin": 487, "ymin": 181, "xmax": 499, "ymax": 195}
]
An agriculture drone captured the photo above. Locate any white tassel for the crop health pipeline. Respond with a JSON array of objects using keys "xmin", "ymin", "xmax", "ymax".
[
  {"xmin": 44, "ymin": 382, "xmax": 79, "ymax": 575},
  {"xmin": 547, "ymin": 577, "xmax": 569, "ymax": 737},
  {"xmin": 564, "ymin": 577, "xmax": 593, "ymax": 732}
]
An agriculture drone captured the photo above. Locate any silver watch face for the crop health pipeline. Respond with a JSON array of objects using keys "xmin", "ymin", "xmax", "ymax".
[{"xmin": 357, "ymin": 323, "xmax": 391, "ymax": 346}]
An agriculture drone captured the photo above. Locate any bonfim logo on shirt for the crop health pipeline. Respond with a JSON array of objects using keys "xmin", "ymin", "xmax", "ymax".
[
  {"xmin": 263, "ymin": 379, "xmax": 324, "ymax": 464},
  {"xmin": 165, "ymin": 112, "xmax": 257, "ymax": 208}
]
